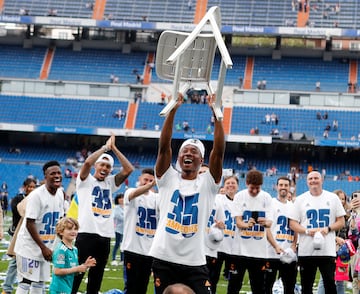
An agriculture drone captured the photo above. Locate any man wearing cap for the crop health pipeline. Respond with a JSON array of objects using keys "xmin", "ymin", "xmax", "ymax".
[
  {"xmin": 264, "ymin": 176, "xmax": 298, "ymax": 294},
  {"xmin": 289, "ymin": 170, "xmax": 345, "ymax": 294},
  {"xmin": 71, "ymin": 134, "xmax": 134, "ymax": 294},
  {"xmin": 149, "ymin": 93, "xmax": 225, "ymax": 294}
]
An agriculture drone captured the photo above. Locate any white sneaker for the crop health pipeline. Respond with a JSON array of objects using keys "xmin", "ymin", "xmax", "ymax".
[{"xmin": 110, "ymin": 260, "xmax": 118, "ymax": 266}]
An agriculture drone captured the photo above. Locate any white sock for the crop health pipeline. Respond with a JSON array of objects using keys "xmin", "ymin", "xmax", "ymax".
[
  {"xmin": 15, "ymin": 282, "xmax": 30, "ymax": 294},
  {"xmin": 29, "ymin": 282, "xmax": 44, "ymax": 294}
]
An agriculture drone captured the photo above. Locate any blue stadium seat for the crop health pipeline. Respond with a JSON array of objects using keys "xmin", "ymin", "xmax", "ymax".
[
  {"xmin": 252, "ymin": 57, "xmax": 349, "ymax": 92},
  {"xmin": 0, "ymin": 95, "xmax": 129, "ymax": 129},
  {"xmin": 0, "ymin": 45, "xmax": 44, "ymax": 79},
  {"xmin": 48, "ymin": 48, "xmax": 148, "ymax": 84}
]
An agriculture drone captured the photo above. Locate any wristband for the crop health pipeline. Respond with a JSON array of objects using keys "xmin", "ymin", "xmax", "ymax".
[
  {"xmin": 101, "ymin": 145, "xmax": 109, "ymax": 152},
  {"xmin": 328, "ymin": 226, "xmax": 332, "ymax": 232},
  {"xmin": 305, "ymin": 229, "xmax": 309, "ymax": 235}
]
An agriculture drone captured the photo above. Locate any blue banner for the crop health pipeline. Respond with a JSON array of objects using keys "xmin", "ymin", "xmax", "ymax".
[
  {"xmin": 315, "ymin": 139, "xmax": 360, "ymax": 148},
  {"xmin": 36, "ymin": 125, "xmax": 96, "ymax": 135},
  {"xmin": 172, "ymin": 132, "xmax": 214, "ymax": 141},
  {"xmin": 1, "ymin": 15, "xmax": 360, "ymax": 37}
]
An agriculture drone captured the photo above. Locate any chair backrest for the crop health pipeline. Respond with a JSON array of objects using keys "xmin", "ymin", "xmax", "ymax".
[{"xmin": 156, "ymin": 30, "xmax": 217, "ymax": 82}]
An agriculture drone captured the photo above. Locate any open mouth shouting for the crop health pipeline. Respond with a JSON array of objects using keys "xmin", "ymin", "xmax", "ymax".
[{"xmin": 184, "ymin": 158, "xmax": 193, "ymax": 165}]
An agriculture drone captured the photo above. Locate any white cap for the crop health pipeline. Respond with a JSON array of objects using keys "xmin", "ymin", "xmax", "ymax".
[
  {"xmin": 205, "ymin": 224, "xmax": 224, "ymax": 250},
  {"xmin": 280, "ymin": 247, "xmax": 297, "ymax": 264},
  {"xmin": 179, "ymin": 139, "xmax": 205, "ymax": 158},
  {"xmin": 95, "ymin": 154, "xmax": 114, "ymax": 168},
  {"xmin": 313, "ymin": 231, "xmax": 325, "ymax": 250}
]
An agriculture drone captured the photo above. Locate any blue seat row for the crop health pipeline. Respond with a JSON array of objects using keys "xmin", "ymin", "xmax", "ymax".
[{"xmin": 0, "ymin": 45, "xmax": 354, "ymax": 93}]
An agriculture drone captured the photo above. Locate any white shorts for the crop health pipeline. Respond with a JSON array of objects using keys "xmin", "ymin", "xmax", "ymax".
[{"xmin": 16, "ymin": 255, "xmax": 50, "ymax": 282}]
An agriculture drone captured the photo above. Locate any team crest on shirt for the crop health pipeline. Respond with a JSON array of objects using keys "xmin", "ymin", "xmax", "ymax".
[
  {"xmin": 126, "ymin": 262, "xmax": 131, "ymax": 270},
  {"xmin": 155, "ymin": 278, "xmax": 161, "ymax": 288},
  {"xmin": 56, "ymin": 253, "xmax": 66, "ymax": 265}
]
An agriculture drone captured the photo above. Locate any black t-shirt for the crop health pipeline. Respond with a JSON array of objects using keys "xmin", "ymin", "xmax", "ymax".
[{"xmin": 8, "ymin": 193, "xmax": 25, "ymax": 235}]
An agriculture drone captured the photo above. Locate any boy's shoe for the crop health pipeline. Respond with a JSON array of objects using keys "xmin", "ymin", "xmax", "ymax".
[{"xmin": 110, "ymin": 260, "xmax": 118, "ymax": 266}]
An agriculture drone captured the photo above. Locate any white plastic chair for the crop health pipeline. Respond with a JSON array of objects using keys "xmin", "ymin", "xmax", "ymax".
[{"xmin": 155, "ymin": 6, "xmax": 233, "ymax": 121}]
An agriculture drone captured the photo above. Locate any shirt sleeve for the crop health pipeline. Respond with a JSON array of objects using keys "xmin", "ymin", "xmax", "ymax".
[{"xmin": 52, "ymin": 246, "xmax": 67, "ymax": 269}]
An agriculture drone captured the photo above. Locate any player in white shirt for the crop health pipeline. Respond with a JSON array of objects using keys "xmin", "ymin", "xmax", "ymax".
[
  {"xmin": 149, "ymin": 93, "xmax": 225, "ymax": 294},
  {"xmin": 229, "ymin": 170, "xmax": 273, "ymax": 294},
  {"xmin": 208, "ymin": 175, "xmax": 239, "ymax": 293},
  {"xmin": 265, "ymin": 176, "xmax": 298, "ymax": 294},
  {"xmin": 15, "ymin": 161, "xmax": 65, "ymax": 294},
  {"xmin": 121, "ymin": 168, "xmax": 158, "ymax": 294},
  {"xmin": 205, "ymin": 192, "xmax": 226, "ymax": 294},
  {"xmin": 71, "ymin": 134, "xmax": 134, "ymax": 294},
  {"xmin": 289, "ymin": 170, "xmax": 345, "ymax": 294}
]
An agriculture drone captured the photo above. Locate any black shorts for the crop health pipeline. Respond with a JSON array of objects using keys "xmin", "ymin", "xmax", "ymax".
[{"xmin": 152, "ymin": 258, "xmax": 211, "ymax": 294}]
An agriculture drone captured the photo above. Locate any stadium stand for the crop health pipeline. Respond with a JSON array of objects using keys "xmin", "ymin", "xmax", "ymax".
[
  {"xmin": 0, "ymin": 45, "xmax": 45, "ymax": 79},
  {"xmin": 251, "ymin": 56, "xmax": 350, "ymax": 92},
  {"xmin": 0, "ymin": 142, "xmax": 360, "ymax": 200},
  {"xmin": 2, "ymin": 0, "xmax": 359, "ymax": 29},
  {"xmin": 0, "ymin": 95, "xmax": 129, "ymax": 129},
  {"xmin": 308, "ymin": 0, "xmax": 360, "ymax": 29},
  {"xmin": 0, "ymin": 45, "xmax": 352, "ymax": 92},
  {"xmin": 104, "ymin": 0, "xmax": 194, "ymax": 23},
  {"xmin": 3, "ymin": 0, "xmax": 94, "ymax": 18},
  {"xmin": 2, "ymin": 0, "xmax": 195, "ymax": 22},
  {"xmin": 1, "ymin": 93, "xmax": 360, "ymax": 140},
  {"xmin": 207, "ymin": 0, "xmax": 298, "ymax": 27},
  {"xmin": 231, "ymin": 105, "xmax": 360, "ymax": 140},
  {"xmin": 48, "ymin": 48, "xmax": 149, "ymax": 84},
  {"xmin": 135, "ymin": 102, "xmax": 212, "ymax": 134}
]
